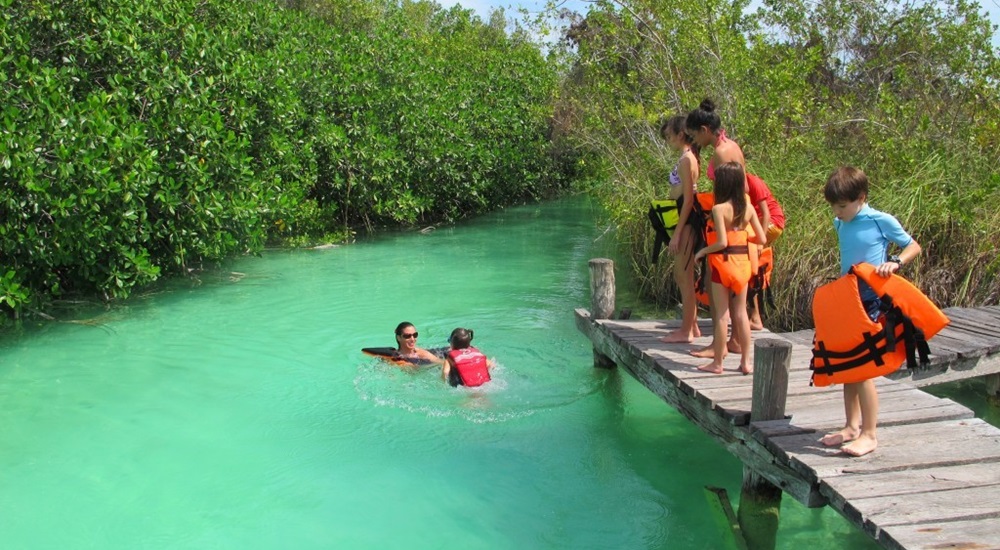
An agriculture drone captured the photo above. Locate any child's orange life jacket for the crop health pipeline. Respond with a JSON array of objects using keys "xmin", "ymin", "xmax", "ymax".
[{"xmin": 809, "ymin": 263, "xmax": 949, "ymax": 386}]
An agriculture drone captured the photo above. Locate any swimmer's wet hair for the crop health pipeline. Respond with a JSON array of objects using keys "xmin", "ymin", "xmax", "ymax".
[{"xmin": 449, "ymin": 327, "xmax": 474, "ymax": 349}]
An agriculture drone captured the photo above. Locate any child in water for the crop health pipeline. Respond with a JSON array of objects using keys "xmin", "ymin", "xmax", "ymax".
[
  {"xmin": 820, "ymin": 166, "xmax": 921, "ymax": 457},
  {"xmin": 442, "ymin": 328, "xmax": 494, "ymax": 387},
  {"xmin": 692, "ymin": 162, "xmax": 765, "ymax": 375}
]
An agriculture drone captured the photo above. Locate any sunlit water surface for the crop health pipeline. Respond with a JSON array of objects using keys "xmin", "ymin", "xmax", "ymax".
[{"xmin": 0, "ymin": 197, "xmax": 898, "ymax": 548}]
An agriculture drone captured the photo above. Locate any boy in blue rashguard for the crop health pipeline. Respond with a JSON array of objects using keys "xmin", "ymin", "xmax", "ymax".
[{"xmin": 820, "ymin": 166, "xmax": 922, "ymax": 457}]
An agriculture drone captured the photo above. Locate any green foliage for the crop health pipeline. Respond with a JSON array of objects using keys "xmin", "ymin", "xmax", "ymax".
[
  {"xmin": 542, "ymin": 0, "xmax": 1000, "ymax": 329},
  {"xmin": 0, "ymin": 0, "xmax": 567, "ymax": 318}
]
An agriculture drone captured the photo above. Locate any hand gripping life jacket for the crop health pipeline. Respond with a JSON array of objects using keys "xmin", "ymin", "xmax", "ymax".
[
  {"xmin": 809, "ymin": 263, "xmax": 949, "ymax": 387},
  {"xmin": 448, "ymin": 347, "xmax": 490, "ymax": 387},
  {"xmin": 647, "ymin": 199, "xmax": 679, "ymax": 264}
]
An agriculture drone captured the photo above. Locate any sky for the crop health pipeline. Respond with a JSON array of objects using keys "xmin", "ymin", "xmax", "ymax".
[{"xmin": 448, "ymin": 0, "xmax": 1000, "ymax": 46}]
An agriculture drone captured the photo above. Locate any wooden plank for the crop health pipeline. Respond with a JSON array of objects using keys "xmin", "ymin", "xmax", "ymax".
[
  {"xmin": 849, "ymin": 484, "xmax": 1000, "ymax": 536},
  {"xmin": 943, "ymin": 306, "xmax": 1000, "ymax": 329},
  {"xmin": 821, "ymin": 463, "xmax": 1000, "ymax": 502},
  {"xmin": 770, "ymin": 419, "xmax": 1000, "ymax": 484},
  {"xmin": 879, "ymin": 516, "xmax": 1000, "ymax": 550},
  {"xmin": 928, "ymin": 330, "xmax": 993, "ymax": 357},
  {"xmin": 900, "ymin": 353, "xmax": 1000, "ymax": 387},
  {"xmin": 939, "ymin": 315, "xmax": 1000, "ymax": 345}
]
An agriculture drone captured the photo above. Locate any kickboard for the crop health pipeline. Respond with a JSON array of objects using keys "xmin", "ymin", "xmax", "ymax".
[{"xmin": 362, "ymin": 346, "xmax": 447, "ymax": 366}]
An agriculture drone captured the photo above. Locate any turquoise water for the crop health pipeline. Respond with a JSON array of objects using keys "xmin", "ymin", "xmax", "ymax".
[{"xmin": 0, "ymin": 196, "xmax": 880, "ymax": 549}]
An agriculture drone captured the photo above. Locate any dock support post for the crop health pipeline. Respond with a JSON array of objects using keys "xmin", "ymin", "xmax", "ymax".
[
  {"xmin": 738, "ymin": 339, "xmax": 792, "ymax": 550},
  {"xmin": 588, "ymin": 258, "xmax": 616, "ymax": 369},
  {"xmin": 986, "ymin": 373, "xmax": 1000, "ymax": 404}
]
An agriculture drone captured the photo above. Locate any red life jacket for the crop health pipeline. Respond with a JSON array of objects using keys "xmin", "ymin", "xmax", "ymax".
[
  {"xmin": 810, "ymin": 263, "xmax": 949, "ymax": 386},
  {"xmin": 448, "ymin": 347, "xmax": 490, "ymax": 387}
]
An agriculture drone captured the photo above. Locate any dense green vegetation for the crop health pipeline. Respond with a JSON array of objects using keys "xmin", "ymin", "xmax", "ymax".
[
  {"xmin": 0, "ymin": 0, "xmax": 569, "ymax": 320},
  {"xmin": 544, "ymin": 0, "xmax": 1000, "ymax": 329}
]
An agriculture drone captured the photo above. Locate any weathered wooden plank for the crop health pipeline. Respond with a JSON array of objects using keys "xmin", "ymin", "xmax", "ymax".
[
  {"xmin": 851, "ymin": 484, "xmax": 1000, "ymax": 534},
  {"xmin": 779, "ymin": 329, "xmax": 815, "ymax": 346},
  {"xmin": 751, "ymin": 396, "xmax": 972, "ymax": 439},
  {"xmin": 938, "ymin": 315, "xmax": 1000, "ymax": 346},
  {"xmin": 943, "ymin": 306, "xmax": 1000, "ymax": 330},
  {"xmin": 771, "ymin": 419, "xmax": 1000, "ymax": 484},
  {"xmin": 895, "ymin": 352, "xmax": 1000, "ymax": 387},
  {"xmin": 821, "ymin": 463, "xmax": 1000, "ymax": 503},
  {"xmin": 924, "ymin": 333, "xmax": 988, "ymax": 358},
  {"xmin": 879, "ymin": 516, "xmax": 1000, "ymax": 550},
  {"xmin": 927, "ymin": 330, "xmax": 993, "ymax": 357}
]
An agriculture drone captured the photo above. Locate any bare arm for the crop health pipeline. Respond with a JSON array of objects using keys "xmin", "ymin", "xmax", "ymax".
[
  {"xmin": 747, "ymin": 208, "xmax": 766, "ymax": 247},
  {"xmin": 877, "ymin": 240, "xmax": 921, "ymax": 277},
  {"xmin": 442, "ymin": 357, "xmax": 453, "ymax": 382},
  {"xmin": 756, "ymin": 199, "xmax": 771, "ymax": 236},
  {"xmin": 415, "ymin": 347, "xmax": 443, "ymax": 364}
]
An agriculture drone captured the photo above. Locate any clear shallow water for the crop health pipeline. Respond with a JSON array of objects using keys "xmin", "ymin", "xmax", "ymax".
[{"xmin": 0, "ymin": 196, "xmax": 880, "ymax": 548}]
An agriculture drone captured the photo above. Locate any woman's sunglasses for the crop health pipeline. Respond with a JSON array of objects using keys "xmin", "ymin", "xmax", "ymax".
[{"xmin": 399, "ymin": 332, "xmax": 418, "ymax": 339}]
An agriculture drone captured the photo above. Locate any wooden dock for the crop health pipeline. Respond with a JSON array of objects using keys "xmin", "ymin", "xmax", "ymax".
[{"xmin": 574, "ymin": 305, "xmax": 1000, "ymax": 550}]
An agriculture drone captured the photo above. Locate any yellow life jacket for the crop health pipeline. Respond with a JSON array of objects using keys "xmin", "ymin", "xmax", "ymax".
[
  {"xmin": 647, "ymin": 199, "xmax": 680, "ymax": 264},
  {"xmin": 809, "ymin": 263, "xmax": 949, "ymax": 386}
]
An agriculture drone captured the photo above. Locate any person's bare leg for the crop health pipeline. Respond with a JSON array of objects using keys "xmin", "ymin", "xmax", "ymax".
[
  {"xmin": 662, "ymin": 234, "xmax": 702, "ymax": 343},
  {"xmin": 820, "ymin": 383, "xmax": 861, "ymax": 446},
  {"xmin": 730, "ymin": 287, "xmax": 753, "ymax": 374},
  {"xmin": 726, "ymin": 294, "xmax": 743, "ymax": 353},
  {"xmin": 842, "ymin": 379, "xmax": 879, "ymax": 457},
  {"xmin": 749, "ymin": 293, "xmax": 765, "ymax": 331},
  {"xmin": 697, "ymin": 282, "xmax": 728, "ymax": 373}
]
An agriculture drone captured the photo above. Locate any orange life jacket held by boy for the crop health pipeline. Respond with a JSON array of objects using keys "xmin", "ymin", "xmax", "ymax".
[{"xmin": 810, "ymin": 263, "xmax": 949, "ymax": 387}]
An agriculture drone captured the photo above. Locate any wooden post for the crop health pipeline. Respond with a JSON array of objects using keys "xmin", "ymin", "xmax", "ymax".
[
  {"xmin": 588, "ymin": 258, "xmax": 616, "ymax": 369},
  {"xmin": 986, "ymin": 373, "xmax": 1000, "ymax": 405},
  {"xmin": 737, "ymin": 339, "xmax": 792, "ymax": 550}
]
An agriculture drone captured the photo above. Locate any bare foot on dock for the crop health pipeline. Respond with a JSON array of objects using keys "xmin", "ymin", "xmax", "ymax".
[
  {"xmin": 739, "ymin": 363, "xmax": 753, "ymax": 375},
  {"xmin": 690, "ymin": 346, "xmax": 716, "ymax": 358},
  {"xmin": 841, "ymin": 434, "xmax": 877, "ymax": 457},
  {"xmin": 660, "ymin": 330, "xmax": 695, "ymax": 344},
  {"xmin": 750, "ymin": 320, "xmax": 764, "ymax": 331},
  {"xmin": 819, "ymin": 428, "xmax": 860, "ymax": 447},
  {"xmin": 727, "ymin": 339, "xmax": 742, "ymax": 354},
  {"xmin": 697, "ymin": 363, "xmax": 724, "ymax": 374}
]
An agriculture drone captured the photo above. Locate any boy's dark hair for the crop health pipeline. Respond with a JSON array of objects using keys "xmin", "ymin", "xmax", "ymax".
[
  {"xmin": 824, "ymin": 166, "xmax": 869, "ymax": 203},
  {"xmin": 685, "ymin": 98, "xmax": 722, "ymax": 134},
  {"xmin": 713, "ymin": 161, "xmax": 748, "ymax": 223},
  {"xmin": 449, "ymin": 328, "xmax": 474, "ymax": 349}
]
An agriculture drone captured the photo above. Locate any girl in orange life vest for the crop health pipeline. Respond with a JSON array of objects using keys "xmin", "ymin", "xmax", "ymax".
[
  {"xmin": 692, "ymin": 162, "xmax": 765, "ymax": 375},
  {"xmin": 686, "ymin": 98, "xmax": 784, "ymax": 333},
  {"xmin": 442, "ymin": 327, "xmax": 494, "ymax": 387},
  {"xmin": 658, "ymin": 115, "xmax": 703, "ymax": 343},
  {"xmin": 820, "ymin": 166, "xmax": 921, "ymax": 457}
]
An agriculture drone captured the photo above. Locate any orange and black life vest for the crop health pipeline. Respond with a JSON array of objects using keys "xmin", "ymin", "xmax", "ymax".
[
  {"xmin": 748, "ymin": 246, "xmax": 775, "ymax": 318},
  {"xmin": 707, "ymin": 230, "xmax": 753, "ymax": 295},
  {"xmin": 809, "ymin": 263, "xmax": 949, "ymax": 387}
]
